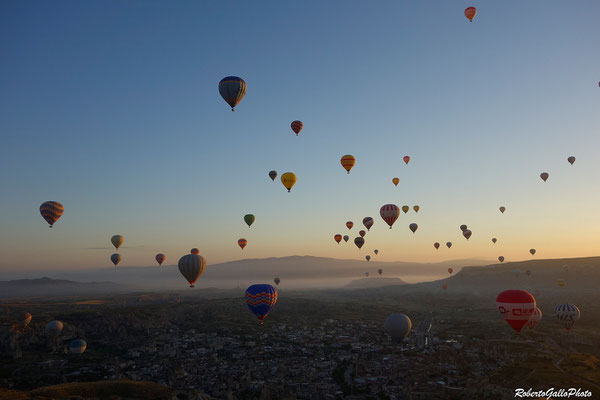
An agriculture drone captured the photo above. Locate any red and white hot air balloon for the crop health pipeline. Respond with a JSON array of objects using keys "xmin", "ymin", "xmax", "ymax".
[
  {"xmin": 496, "ymin": 290, "xmax": 536, "ymax": 333},
  {"xmin": 555, "ymin": 304, "xmax": 580, "ymax": 332},
  {"xmin": 380, "ymin": 204, "xmax": 400, "ymax": 229}
]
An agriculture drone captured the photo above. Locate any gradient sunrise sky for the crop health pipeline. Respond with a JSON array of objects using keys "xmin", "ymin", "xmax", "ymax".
[{"xmin": 1, "ymin": 1, "xmax": 600, "ymax": 272}]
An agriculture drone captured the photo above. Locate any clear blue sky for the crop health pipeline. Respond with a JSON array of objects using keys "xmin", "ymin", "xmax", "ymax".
[{"xmin": 1, "ymin": 1, "xmax": 600, "ymax": 272}]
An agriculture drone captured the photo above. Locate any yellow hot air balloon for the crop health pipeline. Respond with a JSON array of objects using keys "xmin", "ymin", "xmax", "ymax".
[
  {"xmin": 401, "ymin": 205, "xmax": 409, "ymax": 214},
  {"xmin": 340, "ymin": 155, "xmax": 356, "ymax": 174},
  {"xmin": 111, "ymin": 235, "xmax": 124, "ymax": 250},
  {"xmin": 281, "ymin": 172, "xmax": 297, "ymax": 192},
  {"xmin": 392, "ymin": 177, "xmax": 399, "ymax": 186}
]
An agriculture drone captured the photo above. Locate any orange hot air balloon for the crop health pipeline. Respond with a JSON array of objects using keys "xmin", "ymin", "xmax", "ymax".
[
  {"xmin": 392, "ymin": 177, "xmax": 399, "ymax": 186},
  {"xmin": 403, "ymin": 156, "xmax": 410, "ymax": 165},
  {"xmin": 190, "ymin": 248, "xmax": 200, "ymax": 255},
  {"xmin": 359, "ymin": 230, "xmax": 366, "ymax": 238},
  {"xmin": 346, "ymin": 221, "xmax": 354, "ymax": 230},
  {"xmin": 434, "ymin": 242, "xmax": 440, "ymax": 250},
  {"xmin": 334, "ymin": 234, "xmax": 342, "ymax": 244},
  {"xmin": 290, "ymin": 120, "xmax": 303, "ymax": 136},
  {"xmin": 448, "ymin": 268, "xmax": 453, "ymax": 274},
  {"xmin": 340, "ymin": 155, "xmax": 356, "ymax": 174},
  {"xmin": 464, "ymin": 6, "xmax": 477, "ymax": 22},
  {"xmin": 238, "ymin": 238, "xmax": 248, "ymax": 250}
]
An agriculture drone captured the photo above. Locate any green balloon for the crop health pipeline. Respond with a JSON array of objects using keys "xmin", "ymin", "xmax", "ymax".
[{"xmin": 244, "ymin": 214, "xmax": 255, "ymax": 227}]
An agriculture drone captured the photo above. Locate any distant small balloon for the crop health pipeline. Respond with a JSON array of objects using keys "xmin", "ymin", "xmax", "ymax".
[
  {"xmin": 343, "ymin": 235, "xmax": 349, "ymax": 243},
  {"xmin": 392, "ymin": 177, "xmax": 399, "ymax": 186},
  {"xmin": 403, "ymin": 156, "xmax": 410, "ymax": 165},
  {"xmin": 448, "ymin": 268, "xmax": 453, "ymax": 274},
  {"xmin": 244, "ymin": 214, "xmax": 255, "ymax": 227},
  {"xmin": 69, "ymin": 339, "xmax": 87, "ymax": 355},
  {"xmin": 334, "ymin": 234, "xmax": 342, "ymax": 244},
  {"xmin": 378, "ymin": 268, "xmax": 383, "ymax": 275},
  {"xmin": 365, "ymin": 255, "xmax": 371, "ymax": 262},
  {"xmin": 359, "ymin": 230, "xmax": 366, "ymax": 238},
  {"xmin": 434, "ymin": 242, "xmax": 440, "ymax": 250},
  {"xmin": 380, "ymin": 204, "xmax": 400, "ymax": 229},
  {"xmin": 460, "ymin": 225, "xmax": 467, "ymax": 232},
  {"xmin": 111, "ymin": 235, "xmax": 124, "ymax": 250},
  {"xmin": 446, "ymin": 242, "xmax": 452, "ymax": 248},
  {"xmin": 498, "ymin": 256, "xmax": 505, "ymax": 263},
  {"xmin": 340, "ymin": 155, "xmax": 356, "ymax": 174},
  {"xmin": 290, "ymin": 120, "xmax": 303, "ymax": 136},
  {"xmin": 409, "ymin": 223, "xmax": 418, "ymax": 233},
  {"xmin": 354, "ymin": 237, "xmax": 365, "ymax": 249},
  {"xmin": 39, "ymin": 201, "xmax": 64, "ymax": 228},
  {"xmin": 413, "ymin": 205, "xmax": 420, "ymax": 213},
  {"xmin": 362, "ymin": 217, "xmax": 374, "ymax": 231},
  {"xmin": 529, "ymin": 248, "xmax": 536, "ymax": 256},
  {"xmin": 492, "ymin": 238, "xmax": 497, "ymax": 244},
  {"xmin": 155, "ymin": 253, "xmax": 166, "ymax": 266},
  {"xmin": 401, "ymin": 205, "xmax": 409, "ymax": 214},
  {"xmin": 567, "ymin": 156, "xmax": 576, "ymax": 165},
  {"xmin": 527, "ymin": 307, "xmax": 542, "ymax": 330},
  {"xmin": 374, "ymin": 249, "xmax": 379, "ymax": 255},
  {"xmin": 442, "ymin": 284, "xmax": 448, "ymax": 290},
  {"xmin": 45, "ymin": 320, "xmax": 64, "ymax": 337},
  {"xmin": 346, "ymin": 221, "xmax": 354, "ymax": 230},
  {"xmin": 526, "ymin": 270, "xmax": 532, "ymax": 276},
  {"xmin": 269, "ymin": 170, "xmax": 277, "ymax": 181},
  {"xmin": 463, "ymin": 230, "xmax": 472, "ymax": 240},
  {"xmin": 540, "ymin": 172, "xmax": 549, "ymax": 182},
  {"xmin": 499, "ymin": 206, "xmax": 506, "ymax": 214},
  {"xmin": 555, "ymin": 304, "xmax": 580, "ymax": 332},
  {"xmin": 219, "ymin": 76, "xmax": 246, "ymax": 111},
  {"xmin": 274, "ymin": 277, "xmax": 280, "ymax": 286},
  {"xmin": 464, "ymin": 6, "xmax": 477, "ymax": 22},
  {"xmin": 365, "ymin": 272, "xmax": 369, "ymax": 277},
  {"xmin": 190, "ymin": 248, "xmax": 200, "ymax": 254},
  {"xmin": 110, "ymin": 253, "xmax": 121, "ymax": 267},
  {"xmin": 281, "ymin": 172, "xmax": 297, "ymax": 192},
  {"xmin": 384, "ymin": 313, "xmax": 412, "ymax": 343},
  {"xmin": 238, "ymin": 238, "xmax": 248, "ymax": 250},
  {"xmin": 178, "ymin": 253, "xmax": 206, "ymax": 288}
]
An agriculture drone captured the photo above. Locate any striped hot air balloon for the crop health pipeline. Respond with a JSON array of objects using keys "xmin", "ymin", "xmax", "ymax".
[
  {"xmin": 219, "ymin": 76, "xmax": 246, "ymax": 111},
  {"xmin": 238, "ymin": 238, "xmax": 248, "ymax": 250},
  {"xmin": 380, "ymin": 204, "xmax": 400, "ymax": 229},
  {"xmin": 362, "ymin": 217, "xmax": 374, "ymax": 231},
  {"xmin": 245, "ymin": 284, "xmax": 278, "ymax": 324},
  {"xmin": 340, "ymin": 155, "xmax": 356, "ymax": 174},
  {"xmin": 290, "ymin": 120, "xmax": 303, "ymax": 136},
  {"xmin": 334, "ymin": 234, "xmax": 342, "ymax": 244},
  {"xmin": 178, "ymin": 254, "xmax": 206, "ymax": 287},
  {"xmin": 39, "ymin": 201, "xmax": 64, "ymax": 228},
  {"xmin": 555, "ymin": 304, "xmax": 580, "ymax": 332}
]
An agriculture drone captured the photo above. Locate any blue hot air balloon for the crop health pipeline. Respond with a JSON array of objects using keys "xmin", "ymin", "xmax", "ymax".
[
  {"xmin": 219, "ymin": 76, "xmax": 247, "ymax": 111},
  {"xmin": 245, "ymin": 284, "xmax": 278, "ymax": 324}
]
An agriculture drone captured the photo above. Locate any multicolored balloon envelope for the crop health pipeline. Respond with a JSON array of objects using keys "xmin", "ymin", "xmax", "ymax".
[
  {"xmin": 392, "ymin": 177, "xmax": 399, "ymax": 186},
  {"xmin": 290, "ymin": 120, "xmax": 303, "ymax": 135},
  {"xmin": 238, "ymin": 238, "xmax": 248, "ymax": 250},
  {"xmin": 39, "ymin": 201, "xmax": 64, "ymax": 228},
  {"xmin": 384, "ymin": 313, "xmax": 412, "ymax": 343},
  {"xmin": 245, "ymin": 284, "xmax": 278, "ymax": 324},
  {"xmin": 178, "ymin": 254, "xmax": 206, "ymax": 287},
  {"xmin": 527, "ymin": 307, "xmax": 542, "ymax": 330},
  {"xmin": 362, "ymin": 217, "xmax": 374, "ymax": 231},
  {"xmin": 155, "ymin": 253, "xmax": 166, "ymax": 266},
  {"xmin": 111, "ymin": 235, "xmax": 124, "ymax": 250},
  {"xmin": 219, "ymin": 76, "xmax": 246, "ymax": 111},
  {"xmin": 340, "ymin": 155, "xmax": 356, "ymax": 174},
  {"xmin": 334, "ymin": 234, "xmax": 342, "ymax": 244},
  {"xmin": 555, "ymin": 304, "xmax": 580, "ymax": 332},
  {"xmin": 403, "ymin": 156, "xmax": 410, "ymax": 165},
  {"xmin": 496, "ymin": 290, "xmax": 536, "ymax": 333},
  {"xmin": 69, "ymin": 339, "xmax": 87, "ymax": 355},
  {"xmin": 346, "ymin": 221, "xmax": 354, "ymax": 230}
]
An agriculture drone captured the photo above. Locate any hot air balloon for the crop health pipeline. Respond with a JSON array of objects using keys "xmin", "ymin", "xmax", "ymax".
[
  {"xmin": 362, "ymin": 217, "xmax": 374, "ymax": 231},
  {"xmin": 498, "ymin": 256, "xmax": 505, "ymax": 262},
  {"xmin": 448, "ymin": 268, "xmax": 453, "ymax": 274},
  {"xmin": 110, "ymin": 253, "xmax": 121, "ymax": 266},
  {"xmin": 403, "ymin": 156, "xmax": 410, "ymax": 165},
  {"xmin": 496, "ymin": 290, "xmax": 536, "ymax": 333},
  {"xmin": 527, "ymin": 308, "xmax": 542, "ymax": 330},
  {"xmin": 413, "ymin": 205, "xmax": 420, "ymax": 213},
  {"xmin": 281, "ymin": 172, "xmax": 297, "ymax": 192},
  {"xmin": 529, "ymin": 249, "xmax": 536, "ymax": 255},
  {"xmin": 557, "ymin": 279, "xmax": 565, "ymax": 287},
  {"xmin": 401, "ymin": 205, "xmax": 409, "ymax": 214},
  {"xmin": 492, "ymin": 238, "xmax": 497, "ymax": 244},
  {"xmin": 190, "ymin": 248, "xmax": 200, "ymax": 254},
  {"xmin": 155, "ymin": 253, "xmax": 166, "ymax": 266},
  {"xmin": 69, "ymin": 339, "xmax": 87, "ymax": 355},
  {"xmin": 540, "ymin": 172, "xmax": 549, "ymax": 182},
  {"xmin": 567, "ymin": 156, "xmax": 576, "ymax": 165},
  {"xmin": 464, "ymin": 6, "xmax": 476, "ymax": 21},
  {"xmin": 290, "ymin": 120, "xmax": 303, "ymax": 136},
  {"xmin": 269, "ymin": 170, "xmax": 277, "ymax": 181},
  {"xmin": 384, "ymin": 313, "xmax": 412, "ymax": 343},
  {"xmin": 334, "ymin": 234, "xmax": 342, "ymax": 244},
  {"xmin": 409, "ymin": 223, "xmax": 418, "ymax": 233},
  {"xmin": 346, "ymin": 221, "xmax": 354, "ymax": 230},
  {"xmin": 499, "ymin": 206, "xmax": 506, "ymax": 213},
  {"xmin": 380, "ymin": 204, "xmax": 400, "ymax": 229},
  {"xmin": 39, "ymin": 201, "xmax": 64, "ymax": 228},
  {"xmin": 16, "ymin": 312, "xmax": 32, "ymax": 329},
  {"xmin": 434, "ymin": 242, "xmax": 440, "ymax": 250},
  {"xmin": 463, "ymin": 230, "xmax": 472, "ymax": 240},
  {"xmin": 244, "ymin": 214, "xmax": 255, "ymax": 227},
  {"xmin": 555, "ymin": 304, "xmax": 580, "ymax": 332},
  {"xmin": 219, "ymin": 76, "xmax": 246, "ymax": 111},
  {"xmin": 374, "ymin": 249, "xmax": 379, "ymax": 255},
  {"xmin": 45, "ymin": 320, "xmax": 64, "ymax": 337},
  {"xmin": 365, "ymin": 255, "xmax": 371, "ymax": 262},
  {"xmin": 354, "ymin": 237, "xmax": 365, "ymax": 249},
  {"xmin": 446, "ymin": 242, "xmax": 452, "ymax": 248},
  {"xmin": 365, "ymin": 272, "xmax": 369, "ymax": 278},
  {"xmin": 274, "ymin": 277, "xmax": 280, "ymax": 286},
  {"xmin": 460, "ymin": 225, "xmax": 467, "ymax": 232},
  {"xmin": 238, "ymin": 238, "xmax": 248, "ymax": 250},
  {"xmin": 378, "ymin": 269, "xmax": 383, "ymax": 275},
  {"xmin": 442, "ymin": 284, "xmax": 448, "ymax": 290},
  {"xmin": 359, "ymin": 230, "xmax": 366, "ymax": 238},
  {"xmin": 343, "ymin": 235, "xmax": 349, "ymax": 243},
  {"xmin": 111, "ymin": 235, "xmax": 124, "ymax": 250},
  {"xmin": 178, "ymin": 253, "xmax": 206, "ymax": 287},
  {"xmin": 245, "ymin": 284, "xmax": 278, "ymax": 324},
  {"xmin": 392, "ymin": 177, "xmax": 399, "ymax": 186},
  {"xmin": 340, "ymin": 155, "xmax": 356, "ymax": 174}
]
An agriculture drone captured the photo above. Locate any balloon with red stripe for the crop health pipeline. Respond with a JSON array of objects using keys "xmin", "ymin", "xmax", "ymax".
[
  {"xmin": 290, "ymin": 120, "xmax": 303, "ymax": 136},
  {"xmin": 496, "ymin": 290, "xmax": 536, "ymax": 333},
  {"xmin": 39, "ymin": 201, "xmax": 64, "ymax": 228},
  {"xmin": 245, "ymin": 284, "xmax": 278, "ymax": 324},
  {"xmin": 380, "ymin": 204, "xmax": 400, "ymax": 229}
]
